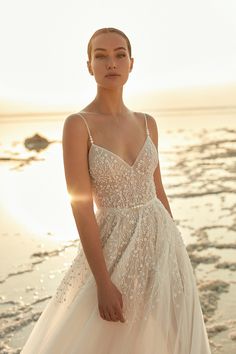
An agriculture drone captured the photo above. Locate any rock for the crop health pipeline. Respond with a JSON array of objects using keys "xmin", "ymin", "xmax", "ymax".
[
  {"xmin": 198, "ymin": 279, "xmax": 230, "ymax": 293},
  {"xmin": 199, "ymin": 291, "xmax": 218, "ymax": 318},
  {"xmin": 24, "ymin": 133, "xmax": 50, "ymax": 151},
  {"xmin": 206, "ymin": 323, "xmax": 228, "ymax": 337},
  {"xmin": 215, "ymin": 261, "xmax": 236, "ymax": 271},
  {"xmin": 189, "ymin": 253, "xmax": 220, "ymax": 267}
]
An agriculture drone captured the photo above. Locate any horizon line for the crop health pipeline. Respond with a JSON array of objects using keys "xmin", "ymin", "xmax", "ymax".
[{"xmin": 0, "ymin": 105, "xmax": 236, "ymax": 118}]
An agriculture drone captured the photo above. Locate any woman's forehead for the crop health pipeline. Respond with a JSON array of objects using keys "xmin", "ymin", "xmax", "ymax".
[{"xmin": 92, "ymin": 32, "xmax": 128, "ymax": 51}]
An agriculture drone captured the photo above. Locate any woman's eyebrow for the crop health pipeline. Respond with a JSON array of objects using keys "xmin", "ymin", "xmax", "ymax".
[
  {"xmin": 94, "ymin": 47, "xmax": 127, "ymax": 52},
  {"xmin": 114, "ymin": 47, "xmax": 127, "ymax": 51}
]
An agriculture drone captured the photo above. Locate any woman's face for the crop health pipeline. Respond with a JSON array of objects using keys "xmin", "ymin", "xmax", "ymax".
[{"xmin": 87, "ymin": 32, "xmax": 134, "ymax": 89}]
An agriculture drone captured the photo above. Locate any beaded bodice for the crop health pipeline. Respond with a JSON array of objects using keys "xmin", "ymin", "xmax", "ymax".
[{"xmin": 78, "ymin": 112, "xmax": 159, "ymax": 209}]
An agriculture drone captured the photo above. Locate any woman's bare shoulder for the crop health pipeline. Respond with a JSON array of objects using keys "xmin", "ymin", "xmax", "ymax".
[
  {"xmin": 64, "ymin": 111, "xmax": 86, "ymax": 124},
  {"xmin": 63, "ymin": 111, "xmax": 90, "ymax": 130},
  {"xmin": 62, "ymin": 112, "xmax": 90, "ymax": 146},
  {"xmin": 135, "ymin": 111, "xmax": 159, "ymax": 135}
]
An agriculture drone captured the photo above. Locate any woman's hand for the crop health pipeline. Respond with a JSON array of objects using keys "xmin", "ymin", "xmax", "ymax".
[{"xmin": 96, "ymin": 280, "xmax": 126, "ymax": 323}]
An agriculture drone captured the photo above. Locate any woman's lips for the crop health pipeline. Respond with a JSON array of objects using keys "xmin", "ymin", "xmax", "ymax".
[{"xmin": 105, "ymin": 74, "xmax": 120, "ymax": 77}]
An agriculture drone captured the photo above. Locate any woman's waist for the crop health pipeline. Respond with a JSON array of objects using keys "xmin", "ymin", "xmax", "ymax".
[{"xmin": 95, "ymin": 195, "xmax": 159, "ymax": 212}]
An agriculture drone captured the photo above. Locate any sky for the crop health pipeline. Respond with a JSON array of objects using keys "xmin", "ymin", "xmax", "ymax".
[{"xmin": 0, "ymin": 0, "xmax": 236, "ymax": 110}]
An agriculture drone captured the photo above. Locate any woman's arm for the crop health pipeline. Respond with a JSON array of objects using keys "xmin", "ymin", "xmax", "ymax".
[
  {"xmin": 146, "ymin": 114, "xmax": 174, "ymax": 219},
  {"xmin": 62, "ymin": 114, "xmax": 110, "ymax": 287}
]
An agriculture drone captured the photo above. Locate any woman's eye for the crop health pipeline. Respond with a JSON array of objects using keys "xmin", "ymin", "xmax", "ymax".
[
  {"xmin": 95, "ymin": 53, "xmax": 126, "ymax": 59},
  {"xmin": 95, "ymin": 55, "xmax": 105, "ymax": 59},
  {"xmin": 117, "ymin": 53, "xmax": 126, "ymax": 58}
]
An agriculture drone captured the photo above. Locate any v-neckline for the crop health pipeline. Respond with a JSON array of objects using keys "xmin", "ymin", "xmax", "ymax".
[{"xmin": 89, "ymin": 135, "xmax": 150, "ymax": 168}]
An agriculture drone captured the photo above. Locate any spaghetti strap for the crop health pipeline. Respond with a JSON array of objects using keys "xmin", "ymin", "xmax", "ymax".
[
  {"xmin": 77, "ymin": 112, "xmax": 94, "ymax": 144},
  {"xmin": 143, "ymin": 113, "xmax": 150, "ymax": 136}
]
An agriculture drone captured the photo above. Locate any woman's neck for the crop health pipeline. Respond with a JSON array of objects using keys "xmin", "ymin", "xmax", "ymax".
[{"xmin": 89, "ymin": 87, "xmax": 130, "ymax": 117}]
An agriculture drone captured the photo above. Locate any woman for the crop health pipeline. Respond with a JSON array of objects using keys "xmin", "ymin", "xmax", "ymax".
[{"xmin": 21, "ymin": 27, "xmax": 211, "ymax": 353}]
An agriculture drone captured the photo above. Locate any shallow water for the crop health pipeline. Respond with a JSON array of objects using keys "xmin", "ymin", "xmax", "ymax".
[{"xmin": 0, "ymin": 110, "xmax": 236, "ymax": 353}]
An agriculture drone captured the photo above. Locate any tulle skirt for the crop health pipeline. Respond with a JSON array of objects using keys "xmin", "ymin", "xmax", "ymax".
[{"xmin": 21, "ymin": 196, "xmax": 211, "ymax": 353}]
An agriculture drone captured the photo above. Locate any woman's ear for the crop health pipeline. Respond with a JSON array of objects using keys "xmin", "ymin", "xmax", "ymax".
[
  {"xmin": 129, "ymin": 58, "xmax": 134, "ymax": 72},
  {"xmin": 87, "ymin": 61, "xmax": 93, "ymax": 75}
]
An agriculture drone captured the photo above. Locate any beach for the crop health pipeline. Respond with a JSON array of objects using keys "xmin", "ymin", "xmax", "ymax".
[{"xmin": 0, "ymin": 109, "xmax": 236, "ymax": 353}]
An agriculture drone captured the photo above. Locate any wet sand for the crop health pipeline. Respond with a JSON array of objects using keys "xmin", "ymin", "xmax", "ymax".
[{"xmin": 0, "ymin": 112, "xmax": 236, "ymax": 353}]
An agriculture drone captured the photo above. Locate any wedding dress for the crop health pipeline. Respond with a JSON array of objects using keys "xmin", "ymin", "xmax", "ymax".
[{"xmin": 21, "ymin": 112, "xmax": 211, "ymax": 353}]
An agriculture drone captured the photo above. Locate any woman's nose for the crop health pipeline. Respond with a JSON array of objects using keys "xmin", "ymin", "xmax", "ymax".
[{"xmin": 106, "ymin": 59, "xmax": 117, "ymax": 69}]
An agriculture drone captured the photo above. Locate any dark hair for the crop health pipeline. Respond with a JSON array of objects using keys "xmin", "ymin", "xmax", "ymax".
[{"xmin": 87, "ymin": 27, "xmax": 132, "ymax": 61}]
